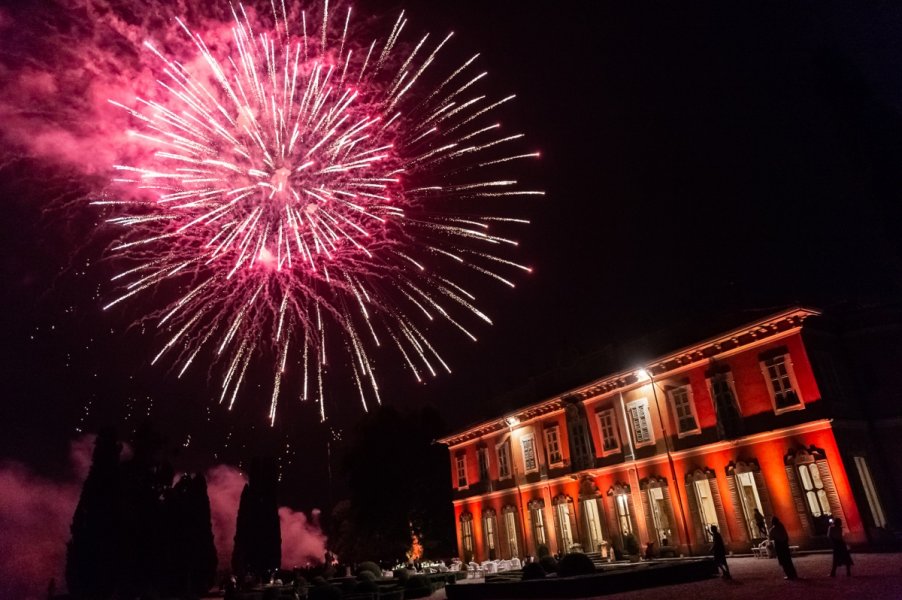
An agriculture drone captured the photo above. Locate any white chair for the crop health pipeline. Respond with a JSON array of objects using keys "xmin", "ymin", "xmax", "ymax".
[
  {"xmin": 483, "ymin": 561, "xmax": 497, "ymax": 574},
  {"xmin": 510, "ymin": 557, "xmax": 522, "ymax": 570}
]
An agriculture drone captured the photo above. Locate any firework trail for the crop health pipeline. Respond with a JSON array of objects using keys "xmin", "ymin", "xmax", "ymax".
[{"xmin": 2, "ymin": 1, "xmax": 541, "ymax": 424}]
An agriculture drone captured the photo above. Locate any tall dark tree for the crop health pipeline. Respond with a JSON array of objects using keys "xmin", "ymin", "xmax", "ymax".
[
  {"xmin": 66, "ymin": 427, "xmax": 122, "ymax": 599},
  {"xmin": 163, "ymin": 473, "xmax": 218, "ymax": 597},
  {"xmin": 332, "ymin": 406, "xmax": 454, "ymax": 562},
  {"xmin": 117, "ymin": 421, "xmax": 174, "ymax": 597},
  {"xmin": 232, "ymin": 457, "xmax": 281, "ymax": 579}
]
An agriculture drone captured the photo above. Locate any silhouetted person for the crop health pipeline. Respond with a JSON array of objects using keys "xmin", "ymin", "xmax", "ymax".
[
  {"xmin": 768, "ymin": 516, "xmax": 797, "ymax": 580},
  {"xmin": 753, "ymin": 508, "xmax": 767, "ymax": 538},
  {"xmin": 709, "ymin": 525, "xmax": 731, "ymax": 579},
  {"xmin": 827, "ymin": 517, "xmax": 853, "ymax": 577}
]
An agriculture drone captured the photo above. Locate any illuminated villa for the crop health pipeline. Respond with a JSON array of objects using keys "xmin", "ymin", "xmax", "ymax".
[{"xmin": 439, "ymin": 307, "xmax": 896, "ymax": 561}]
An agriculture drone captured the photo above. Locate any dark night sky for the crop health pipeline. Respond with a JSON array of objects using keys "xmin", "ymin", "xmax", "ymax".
[{"xmin": 3, "ymin": 0, "xmax": 902, "ymax": 509}]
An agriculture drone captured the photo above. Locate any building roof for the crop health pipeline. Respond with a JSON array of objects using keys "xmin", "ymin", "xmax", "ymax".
[{"xmin": 437, "ymin": 306, "xmax": 820, "ymax": 446}]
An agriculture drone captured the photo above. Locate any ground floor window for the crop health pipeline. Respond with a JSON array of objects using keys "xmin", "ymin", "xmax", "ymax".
[
  {"xmin": 690, "ymin": 476, "xmax": 720, "ymax": 542},
  {"xmin": 647, "ymin": 485, "xmax": 672, "ymax": 545},
  {"xmin": 460, "ymin": 512, "xmax": 474, "ymax": 556},
  {"xmin": 502, "ymin": 505, "xmax": 520, "ymax": 558},
  {"xmin": 615, "ymin": 493, "xmax": 632, "ymax": 536},
  {"xmin": 581, "ymin": 497, "xmax": 605, "ymax": 552},
  {"xmin": 529, "ymin": 499, "xmax": 547, "ymax": 548},
  {"xmin": 483, "ymin": 509, "xmax": 498, "ymax": 559},
  {"xmin": 553, "ymin": 496, "xmax": 574, "ymax": 552}
]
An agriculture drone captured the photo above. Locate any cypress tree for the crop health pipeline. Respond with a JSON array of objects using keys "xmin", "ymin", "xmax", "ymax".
[
  {"xmin": 165, "ymin": 473, "xmax": 218, "ymax": 597},
  {"xmin": 232, "ymin": 458, "xmax": 281, "ymax": 580},
  {"xmin": 66, "ymin": 427, "xmax": 122, "ymax": 599}
]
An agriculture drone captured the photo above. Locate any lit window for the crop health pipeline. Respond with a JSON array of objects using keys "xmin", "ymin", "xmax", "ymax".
[
  {"xmin": 456, "ymin": 454, "xmax": 468, "ymax": 489},
  {"xmin": 497, "ymin": 441, "xmax": 512, "ymax": 479},
  {"xmin": 521, "ymin": 433, "xmax": 538, "ymax": 473},
  {"xmin": 460, "ymin": 512, "xmax": 474, "ymax": 554},
  {"xmin": 735, "ymin": 471, "xmax": 764, "ymax": 539},
  {"xmin": 596, "ymin": 409, "xmax": 620, "ymax": 453},
  {"xmin": 762, "ymin": 354, "xmax": 802, "ymax": 412},
  {"xmin": 647, "ymin": 485, "xmax": 672, "ymax": 545},
  {"xmin": 626, "ymin": 399, "xmax": 654, "ymax": 446},
  {"xmin": 483, "ymin": 510, "xmax": 498, "ymax": 558},
  {"xmin": 615, "ymin": 493, "xmax": 632, "ymax": 536},
  {"xmin": 530, "ymin": 501, "xmax": 547, "ymax": 546},
  {"xmin": 554, "ymin": 498, "xmax": 574, "ymax": 552},
  {"xmin": 581, "ymin": 498, "xmax": 605, "ymax": 552},
  {"xmin": 854, "ymin": 456, "xmax": 887, "ymax": 528},
  {"xmin": 693, "ymin": 478, "xmax": 720, "ymax": 542},
  {"xmin": 798, "ymin": 463, "xmax": 830, "ymax": 517},
  {"xmin": 502, "ymin": 506, "xmax": 520, "ymax": 558},
  {"xmin": 668, "ymin": 385, "xmax": 700, "ymax": 436},
  {"xmin": 477, "ymin": 446, "xmax": 490, "ymax": 481},
  {"xmin": 544, "ymin": 426, "xmax": 564, "ymax": 466}
]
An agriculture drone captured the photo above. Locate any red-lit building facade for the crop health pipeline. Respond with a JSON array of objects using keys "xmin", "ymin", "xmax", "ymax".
[{"xmin": 439, "ymin": 308, "xmax": 896, "ymax": 561}]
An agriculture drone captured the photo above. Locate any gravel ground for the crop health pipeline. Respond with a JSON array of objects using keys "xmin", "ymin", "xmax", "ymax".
[{"xmin": 433, "ymin": 552, "xmax": 902, "ymax": 600}]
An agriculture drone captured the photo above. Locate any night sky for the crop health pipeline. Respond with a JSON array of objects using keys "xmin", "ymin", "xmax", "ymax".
[{"xmin": 3, "ymin": 0, "xmax": 902, "ymax": 511}]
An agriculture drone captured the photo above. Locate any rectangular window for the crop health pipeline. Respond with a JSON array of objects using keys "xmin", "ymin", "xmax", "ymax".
[
  {"xmin": 735, "ymin": 471, "xmax": 764, "ymax": 539},
  {"xmin": 544, "ymin": 426, "xmax": 564, "ymax": 466},
  {"xmin": 668, "ymin": 386, "xmax": 700, "ymax": 436},
  {"xmin": 762, "ymin": 354, "xmax": 802, "ymax": 412},
  {"xmin": 497, "ymin": 441, "xmax": 512, "ymax": 479},
  {"xmin": 626, "ymin": 399, "xmax": 654, "ymax": 446},
  {"xmin": 647, "ymin": 486, "xmax": 671, "ymax": 545},
  {"xmin": 798, "ymin": 463, "xmax": 830, "ymax": 517},
  {"xmin": 555, "ymin": 502, "xmax": 574, "ymax": 552},
  {"xmin": 597, "ymin": 409, "xmax": 620, "ymax": 453},
  {"xmin": 532, "ymin": 506, "xmax": 546, "ymax": 546},
  {"xmin": 854, "ymin": 456, "xmax": 887, "ymax": 527},
  {"xmin": 615, "ymin": 494, "xmax": 632, "ymax": 536},
  {"xmin": 503, "ymin": 509, "xmax": 519, "ymax": 558},
  {"xmin": 477, "ymin": 447, "xmax": 490, "ymax": 481},
  {"xmin": 581, "ymin": 498, "xmax": 605, "ymax": 552},
  {"xmin": 484, "ymin": 513, "xmax": 497, "ymax": 552},
  {"xmin": 461, "ymin": 517, "xmax": 473, "ymax": 552},
  {"xmin": 455, "ymin": 454, "xmax": 468, "ymax": 489},
  {"xmin": 521, "ymin": 433, "xmax": 538, "ymax": 473},
  {"xmin": 693, "ymin": 478, "xmax": 719, "ymax": 541}
]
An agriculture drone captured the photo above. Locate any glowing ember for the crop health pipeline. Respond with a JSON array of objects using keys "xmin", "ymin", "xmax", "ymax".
[{"xmin": 98, "ymin": 1, "xmax": 541, "ymax": 424}]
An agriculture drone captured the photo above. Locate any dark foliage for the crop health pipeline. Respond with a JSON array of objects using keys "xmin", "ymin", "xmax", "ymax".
[
  {"xmin": 404, "ymin": 575, "xmax": 433, "ymax": 599},
  {"xmin": 330, "ymin": 406, "xmax": 454, "ymax": 562},
  {"xmin": 623, "ymin": 533, "xmax": 640, "ymax": 556},
  {"xmin": 163, "ymin": 473, "xmax": 218, "ymax": 596},
  {"xmin": 539, "ymin": 555, "xmax": 558, "ymax": 573},
  {"xmin": 232, "ymin": 457, "xmax": 282, "ymax": 579},
  {"xmin": 356, "ymin": 579, "xmax": 379, "ymax": 593},
  {"xmin": 521, "ymin": 562, "xmax": 546, "ymax": 580},
  {"xmin": 357, "ymin": 561, "xmax": 382, "ymax": 578},
  {"xmin": 557, "ymin": 552, "xmax": 595, "ymax": 577},
  {"xmin": 309, "ymin": 583, "xmax": 342, "ymax": 600},
  {"xmin": 65, "ymin": 427, "xmax": 122, "ymax": 599},
  {"xmin": 536, "ymin": 544, "xmax": 550, "ymax": 558}
]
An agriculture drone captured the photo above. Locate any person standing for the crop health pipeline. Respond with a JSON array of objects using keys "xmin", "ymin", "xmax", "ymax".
[
  {"xmin": 768, "ymin": 516, "xmax": 797, "ymax": 580},
  {"xmin": 710, "ymin": 525, "xmax": 731, "ymax": 579},
  {"xmin": 827, "ymin": 517, "xmax": 853, "ymax": 577},
  {"xmin": 753, "ymin": 508, "xmax": 767, "ymax": 538}
]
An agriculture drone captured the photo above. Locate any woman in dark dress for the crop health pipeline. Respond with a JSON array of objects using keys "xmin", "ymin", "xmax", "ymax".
[
  {"xmin": 827, "ymin": 517, "xmax": 853, "ymax": 577},
  {"xmin": 768, "ymin": 516, "xmax": 797, "ymax": 580},
  {"xmin": 709, "ymin": 525, "xmax": 731, "ymax": 579}
]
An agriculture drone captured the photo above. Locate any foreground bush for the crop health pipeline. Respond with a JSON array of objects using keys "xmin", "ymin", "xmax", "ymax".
[
  {"xmin": 522, "ymin": 562, "xmax": 546, "ymax": 580},
  {"xmin": 539, "ymin": 555, "xmax": 558, "ymax": 574},
  {"xmin": 557, "ymin": 552, "xmax": 595, "ymax": 577}
]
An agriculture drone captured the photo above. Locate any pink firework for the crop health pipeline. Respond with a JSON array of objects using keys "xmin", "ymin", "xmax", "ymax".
[{"xmin": 98, "ymin": 1, "xmax": 541, "ymax": 423}]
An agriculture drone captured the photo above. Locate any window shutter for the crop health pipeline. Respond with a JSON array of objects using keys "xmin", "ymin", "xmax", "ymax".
[
  {"xmin": 816, "ymin": 459, "xmax": 847, "ymax": 525},
  {"xmin": 662, "ymin": 485, "xmax": 679, "ymax": 546},
  {"xmin": 784, "ymin": 463, "xmax": 813, "ymax": 537},
  {"xmin": 709, "ymin": 473, "xmax": 730, "ymax": 543},
  {"xmin": 726, "ymin": 472, "xmax": 750, "ymax": 542},
  {"xmin": 640, "ymin": 485, "xmax": 655, "ymax": 543},
  {"xmin": 685, "ymin": 480, "xmax": 704, "ymax": 543},
  {"xmin": 753, "ymin": 471, "xmax": 775, "ymax": 525}
]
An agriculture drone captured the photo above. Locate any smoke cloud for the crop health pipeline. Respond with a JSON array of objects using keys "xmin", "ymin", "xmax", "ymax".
[{"xmin": 0, "ymin": 443, "xmax": 326, "ymax": 599}]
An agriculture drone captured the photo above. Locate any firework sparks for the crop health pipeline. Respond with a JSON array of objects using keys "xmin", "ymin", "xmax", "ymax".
[{"xmin": 100, "ymin": 1, "xmax": 541, "ymax": 424}]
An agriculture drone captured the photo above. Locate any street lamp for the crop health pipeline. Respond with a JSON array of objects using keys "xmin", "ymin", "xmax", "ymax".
[
  {"xmin": 636, "ymin": 368, "xmax": 693, "ymax": 555},
  {"xmin": 503, "ymin": 415, "xmax": 529, "ymax": 559}
]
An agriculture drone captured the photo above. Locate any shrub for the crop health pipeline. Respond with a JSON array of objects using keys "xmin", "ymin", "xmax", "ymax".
[
  {"xmin": 357, "ymin": 570, "xmax": 377, "ymax": 582},
  {"xmin": 623, "ymin": 533, "xmax": 641, "ymax": 556},
  {"xmin": 357, "ymin": 561, "xmax": 382, "ymax": 578},
  {"xmin": 405, "ymin": 575, "xmax": 432, "ymax": 599},
  {"xmin": 393, "ymin": 568, "xmax": 411, "ymax": 583},
  {"xmin": 309, "ymin": 583, "xmax": 342, "ymax": 600},
  {"xmin": 311, "ymin": 576, "xmax": 327, "ymax": 586},
  {"xmin": 262, "ymin": 588, "xmax": 281, "ymax": 600},
  {"xmin": 537, "ymin": 544, "xmax": 551, "ymax": 558},
  {"xmin": 355, "ymin": 579, "xmax": 379, "ymax": 593},
  {"xmin": 521, "ymin": 562, "xmax": 546, "ymax": 580},
  {"xmin": 557, "ymin": 552, "xmax": 595, "ymax": 578},
  {"xmin": 539, "ymin": 555, "xmax": 558, "ymax": 574}
]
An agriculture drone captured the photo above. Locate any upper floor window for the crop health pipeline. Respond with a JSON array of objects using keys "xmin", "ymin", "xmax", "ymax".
[
  {"xmin": 707, "ymin": 368, "xmax": 743, "ymax": 440},
  {"xmin": 761, "ymin": 352, "xmax": 802, "ymax": 413},
  {"xmin": 477, "ymin": 446, "xmax": 490, "ymax": 481},
  {"xmin": 565, "ymin": 401, "xmax": 595, "ymax": 471},
  {"xmin": 544, "ymin": 425, "xmax": 564, "ymax": 467},
  {"xmin": 626, "ymin": 398, "xmax": 654, "ymax": 446},
  {"xmin": 668, "ymin": 385, "xmax": 700, "ymax": 437},
  {"xmin": 520, "ymin": 433, "xmax": 538, "ymax": 473},
  {"xmin": 455, "ymin": 453, "xmax": 468, "ymax": 489},
  {"xmin": 497, "ymin": 440, "xmax": 512, "ymax": 479},
  {"xmin": 596, "ymin": 409, "xmax": 620, "ymax": 454}
]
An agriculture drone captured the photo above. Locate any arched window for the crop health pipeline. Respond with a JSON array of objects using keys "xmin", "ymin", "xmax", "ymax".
[
  {"xmin": 785, "ymin": 447, "xmax": 845, "ymax": 536},
  {"xmin": 640, "ymin": 476, "xmax": 675, "ymax": 546},
  {"xmin": 726, "ymin": 460, "xmax": 773, "ymax": 541},
  {"xmin": 607, "ymin": 482, "xmax": 634, "ymax": 537},
  {"xmin": 528, "ymin": 499, "xmax": 547, "ymax": 548},
  {"xmin": 578, "ymin": 476, "xmax": 606, "ymax": 553},
  {"xmin": 483, "ymin": 508, "xmax": 498, "ymax": 560},
  {"xmin": 553, "ymin": 495, "xmax": 575, "ymax": 553},
  {"xmin": 686, "ymin": 468, "xmax": 725, "ymax": 543},
  {"xmin": 501, "ymin": 505, "xmax": 521, "ymax": 558},
  {"xmin": 460, "ymin": 511, "xmax": 474, "ymax": 557}
]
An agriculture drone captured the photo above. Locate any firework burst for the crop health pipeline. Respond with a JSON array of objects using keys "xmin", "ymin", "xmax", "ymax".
[{"xmin": 99, "ymin": 1, "xmax": 541, "ymax": 424}]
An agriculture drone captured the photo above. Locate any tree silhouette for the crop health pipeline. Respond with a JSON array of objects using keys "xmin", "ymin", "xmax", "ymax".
[
  {"xmin": 164, "ymin": 473, "xmax": 218, "ymax": 597},
  {"xmin": 66, "ymin": 427, "xmax": 122, "ymax": 599},
  {"xmin": 232, "ymin": 457, "xmax": 281, "ymax": 580}
]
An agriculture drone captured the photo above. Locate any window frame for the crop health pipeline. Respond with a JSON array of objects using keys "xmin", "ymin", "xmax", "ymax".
[
  {"xmin": 596, "ymin": 408, "xmax": 622, "ymax": 456},
  {"xmin": 544, "ymin": 425, "xmax": 565, "ymax": 467},
  {"xmin": 455, "ymin": 453, "xmax": 468, "ymax": 490},
  {"xmin": 626, "ymin": 398, "xmax": 655, "ymax": 448},
  {"xmin": 667, "ymin": 384, "xmax": 701, "ymax": 438},
  {"xmin": 520, "ymin": 432, "xmax": 539, "ymax": 474},
  {"xmin": 760, "ymin": 353, "xmax": 804, "ymax": 414},
  {"xmin": 496, "ymin": 440, "xmax": 512, "ymax": 480}
]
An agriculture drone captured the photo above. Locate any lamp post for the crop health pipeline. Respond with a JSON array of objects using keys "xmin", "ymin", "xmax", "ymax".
[
  {"xmin": 504, "ymin": 415, "xmax": 529, "ymax": 560},
  {"xmin": 637, "ymin": 368, "xmax": 693, "ymax": 556}
]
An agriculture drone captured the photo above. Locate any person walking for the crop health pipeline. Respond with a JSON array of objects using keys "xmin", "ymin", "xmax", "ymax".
[
  {"xmin": 709, "ymin": 525, "xmax": 731, "ymax": 579},
  {"xmin": 827, "ymin": 517, "xmax": 853, "ymax": 577},
  {"xmin": 753, "ymin": 508, "xmax": 767, "ymax": 538},
  {"xmin": 768, "ymin": 516, "xmax": 797, "ymax": 580}
]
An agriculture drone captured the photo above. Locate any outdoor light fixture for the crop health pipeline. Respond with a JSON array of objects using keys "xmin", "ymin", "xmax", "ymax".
[
  {"xmin": 504, "ymin": 415, "xmax": 520, "ymax": 428},
  {"xmin": 635, "ymin": 368, "xmax": 651, "ymax": 382}
]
